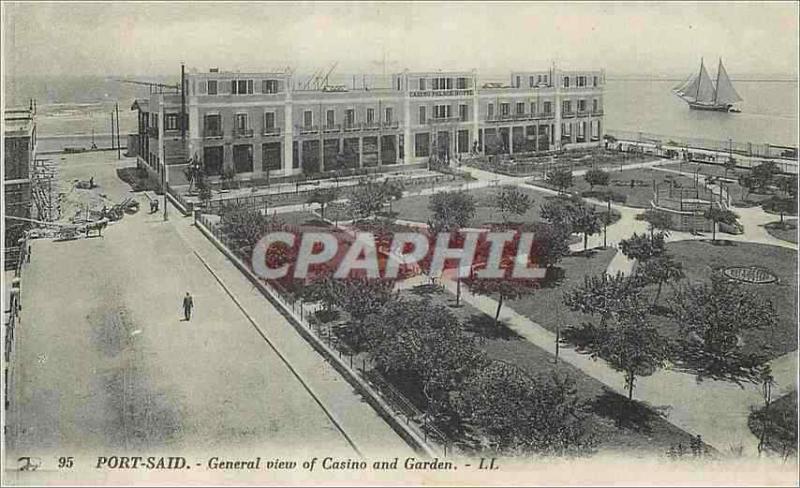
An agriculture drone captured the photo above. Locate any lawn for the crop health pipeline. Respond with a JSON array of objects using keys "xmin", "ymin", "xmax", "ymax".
[
  {"xmin": 391, "ymin": 185, "xmax": 621, "ymax": 228},
  {"xmin": 649, "ymin": 241, "xmax": 798, "ymax": 360},
  {"xmin": 747, "ymin": 391, "xmax": 797, "ymax": 458},
  {"xmin": 533, "ymin": 167, "xmax": 699, "ymax": 208},
  {"xmin": 398, "ymin": 280, "xmax": 700, "ymax": 456},
  {"xmin": 658, "ymin": 161, "xmax": 793, "ymax": 209},
  {"xmin": 505, "ymin": 247, "xmax": 619, "ymax": 334},
  {"xmin": 764, "ymin": 221, "xmax": 798, "ymax": 244}
]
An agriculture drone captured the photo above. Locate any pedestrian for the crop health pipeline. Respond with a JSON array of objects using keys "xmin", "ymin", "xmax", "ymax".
[
  {"xmin": 26, "ymin": 243, "xmax": 31, "ymax": 263},
  {"xmin": 182, "ymin": 292, "xmax": 194, "ymax": 321}
]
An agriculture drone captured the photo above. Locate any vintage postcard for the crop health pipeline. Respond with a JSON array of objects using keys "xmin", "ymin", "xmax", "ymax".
[{"xmin": 1, "ymin": 1, "xmax": 798, "ymax": 486}]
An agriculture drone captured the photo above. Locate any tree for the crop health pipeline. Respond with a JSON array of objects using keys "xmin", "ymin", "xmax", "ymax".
[
  {"xmin": 347, "ymin": 179, "xmax": 390, "ymax": 221},
  {"xmin": 641, "ymin": 209, "xmax": 673, "ymax": 238},
  {"xmin": 563, "ymin": 272, "xmax": 644, "ymax": 328},
  {"xmin": 219, "ymin": 204, "xmax": 284, "ymax": 256},
  {"xmin": 526, "ymin": 222, "xmax": 571, "ymax": 270},
  {"xmin": 584, "ymin": 168, "xmax": 610, "ymax": 190},
  {"xmin": 454, "ymin": 361, "xmax": 591, "ymax": 455},
  {"xmin": 762, "ymin": 197, "xmax": 796, "ymax": 226},
  {"xmin": 751, "ymin": 161, "xmax": 780, "ymax": 190},
  {"xmin": 749, "ymin": 383, "xmax": 797, "ymax": 460},
  {"xmin": 598, "ymin": 307, "xmax": 668, "ymax": 400},
  {"xmin": 363, "ymin": 299, "xmax": 486, "ymax": 427},
  {"xmin": 775, "ymin": 175, "xmax": 797, "ymax": 198},
  {"xmin": 301, "ymin": 266, "xmax": 340, "ymax": 312},
  {"xmin": 619, "ymin": 232, "xmax": 666, "ymax": 262},
  {"xmin": 540, "ymin": 198, "xmax": 574, "ymax": 230},
  {"xmin": 547, "ymin": 168, "xmax": 573, "ymax": 194},
  {"xmin": 723, "ymin": 157, "xmax": 737, "ymax": 178},
  {"xmin": 738, "ymin": 173, "xmax": 757, "ymax": 202},
  {"xmin": 428, "ymin": 191, "xmax": 476, "ymax": 232},
  {"xmin": 384, "ymin": 180, "xmax": 405, "ymax": 213},
  {"xmin": 485, "ymin": 133, "xmax": 505, "ymax": 156},
  {"xmin": 636, "ymin": 254, "xmax": 684, "ymax": 306},
  {"xmin": 494, "ymin": 187, "xmax": 533, "ymax": 223},
  {"xmin": 669, "ymin": 275, "xmax": 777, "ymax": 383},
  {"xmin": 463, "ymin": 277, "xmax": 538, "ymax": 327},
  {"xmin": 307, "ymin": 187, "xmax": 339, "ymax": 220},
  {"xmin": 703, "ymin": 207, "xmax": 739, "ymax": 242},
  {"xmin": 569, "ymin": 203, "xmax": 602, "ymax": 251},
  {"xmin": 428, "ymin": 192, "xmax": 476, "ymax": 305},
  {"xmin": 334, "ymin": 277, "xmax": 396, "ymax": 351},
  {"xmin": 196, "ymin": 171, "xmax": 212, "ymax": 207}
]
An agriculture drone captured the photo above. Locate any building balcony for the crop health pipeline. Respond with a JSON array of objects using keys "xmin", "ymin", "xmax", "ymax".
[
  {"xmin": 427, "ymin": 116, "xmax": 463, "ymax": 124},
  {"xmin": 410, "ymin": 89, "xmax": 474, "ymax": 98},
  {"xmin": 323, "ymin": 124, "xmax": 341, "ymax": 133},
  {"xmin": 263, "ymin": 127, "xmax": 282, "ymax": 136},
  {"xmin": 485, "ymin": 113, "xmax": 554, "ymax": 123},
  {"xmin": 382, "ymin": 120, "xmax": 400, "ymax": 129},
  {"xmin": 203, "ymin": 129, "xmax": 223, "ymax": 139},
  {"xmin": 297, "ymin": 124, "xmax": 319, "ymax": 134},
  {"xmin": 362, "ymin": 121, "xmax": 381, "ymax": 131},
  {"xmin": 562, "ymin": 111, "xmax": 576, "ymax": 118},
  {"xmin": 234, "ymin": 128, "xmax": 254, "ymax": 138},
  {"xmin": 343, "ymin": 123, "xmax": 361, "ymax": 132},
  {"xmin": 592, "ymin": 109, "xmax": 604, "ymax": 116}
]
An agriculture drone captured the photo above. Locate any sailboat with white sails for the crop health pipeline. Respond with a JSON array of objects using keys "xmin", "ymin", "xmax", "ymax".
[{"xmin": 673, "ymin": 58, "xmax": 743, "ymax": 112}]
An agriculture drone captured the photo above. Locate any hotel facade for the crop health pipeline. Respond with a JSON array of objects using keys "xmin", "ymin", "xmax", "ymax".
[{"xmin": 131, "ymin": 67, "xmax": 605, "ymax": 184}]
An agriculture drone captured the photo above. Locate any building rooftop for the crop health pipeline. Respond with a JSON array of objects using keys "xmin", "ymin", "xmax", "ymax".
[{"xmin": 4, "ymin": 108, "xmax": 35, "ymax": 138}]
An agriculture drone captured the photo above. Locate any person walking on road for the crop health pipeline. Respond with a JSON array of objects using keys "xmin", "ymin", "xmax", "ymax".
[{"xmin": 183, "ymin": 292, "xmax": 194, "ymax": 321}]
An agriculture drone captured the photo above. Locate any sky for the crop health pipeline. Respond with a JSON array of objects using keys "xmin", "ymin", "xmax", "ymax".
[{"xmin": 2, "ymin": 1, "xmax": 798, "ymax": 80}]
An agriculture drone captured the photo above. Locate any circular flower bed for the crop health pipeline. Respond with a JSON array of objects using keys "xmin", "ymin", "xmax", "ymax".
[{"xmin": 723, "ymin": 266, "xmax": 778, "ymax": 284}]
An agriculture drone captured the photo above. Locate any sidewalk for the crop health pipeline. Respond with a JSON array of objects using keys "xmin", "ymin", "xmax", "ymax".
[{"xmin": 168, "ymin": 213, "xmax": 416, "ymax": 456}]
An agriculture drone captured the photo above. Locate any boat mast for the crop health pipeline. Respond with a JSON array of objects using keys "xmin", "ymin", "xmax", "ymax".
[
  {"xmin": 714, "ymin": 58, "xmax": 722, "ymax": 105},
  {"xmin": 695, "ymin": 57, "xmax": 703, "ymax": 102}
]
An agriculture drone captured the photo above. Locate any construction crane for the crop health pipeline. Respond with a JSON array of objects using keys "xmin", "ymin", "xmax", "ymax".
[
  {"xmin": 319, "ymin": 61, "xmax": 338, "ymax": 90},
  {"xmin": 115, "ymin": 78, "xmax": 179, "ymax": 94},
  {"xmin": 301, "ymin": 61, "xmax": 338, "ymax": 91},
  {"xmin": 301, "ymin": 67, "xmax": 324, "ymax": 90}
]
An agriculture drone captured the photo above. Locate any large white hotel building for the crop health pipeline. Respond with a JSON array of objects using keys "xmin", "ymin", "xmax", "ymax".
[{"xmin": 131, "ymin": 67, "xmax": 605, "ymax": 183}]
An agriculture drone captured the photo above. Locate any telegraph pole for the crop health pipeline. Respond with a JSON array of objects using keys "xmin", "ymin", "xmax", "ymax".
[
  {"xmin": 115, "ymin": 103, "xmax": 121, "ymax": 159},
  {"xmin": 110, "ymin": 112, "xmax": 116, "ymax": 150}
]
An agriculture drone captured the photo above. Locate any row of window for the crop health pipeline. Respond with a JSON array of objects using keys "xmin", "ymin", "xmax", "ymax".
[
  {"xmin": 563, "ymin": 75, "xmax": 599, "ymax": 88},
  {"xmin": 418, "ymin": 77, "xmax": 470, "ymax": 91},
  {"xmin": 155, "ymin": 98, "xmax": 601, "ymax": 135},
  {"xmin": 201, "ymin": 106, "xmax": 397, "ymax": 134},
  {"xmin": 200, "ymin": 79, "xmax": 281, "ymax": 96},
  {"xmin": 514, "ymin": 74, "xmax": 551, "ymax": 88}
]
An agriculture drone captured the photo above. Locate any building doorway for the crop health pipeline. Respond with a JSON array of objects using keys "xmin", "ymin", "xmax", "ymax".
[
  {"xmin": 436, "ymin": 130, "xmax": 450, "ymax": 160},
  {"xmin": 203, "ymin": 146, "xmax": 223, "ymax": 176},
  {"xmin": 233, "ymin": 144, "xmax": 253, "ymax": 173}
]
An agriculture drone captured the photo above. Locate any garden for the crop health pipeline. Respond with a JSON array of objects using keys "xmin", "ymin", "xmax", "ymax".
[
  {"xmin": 203, "ymin": 180, "xmax": 712, "ymax": 457},
  {"xmin": 531, "ymin": 166, "xmax": 700, "ymax": 209},
  {"xmin": 389, "ymin": 185, "xmax": 621, "ymax": 230},
  {"xmin": 764, "ymin": 220, "xmax": 797, "ymax": 244},
  {"xmin": 462, "ymin": 147, "xmax": 652, "ymax": 179}
]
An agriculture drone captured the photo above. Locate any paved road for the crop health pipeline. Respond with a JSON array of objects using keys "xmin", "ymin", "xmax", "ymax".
[{"xmin": 7, "ymin": 152, "xmax": 413, "ymax": 463}]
